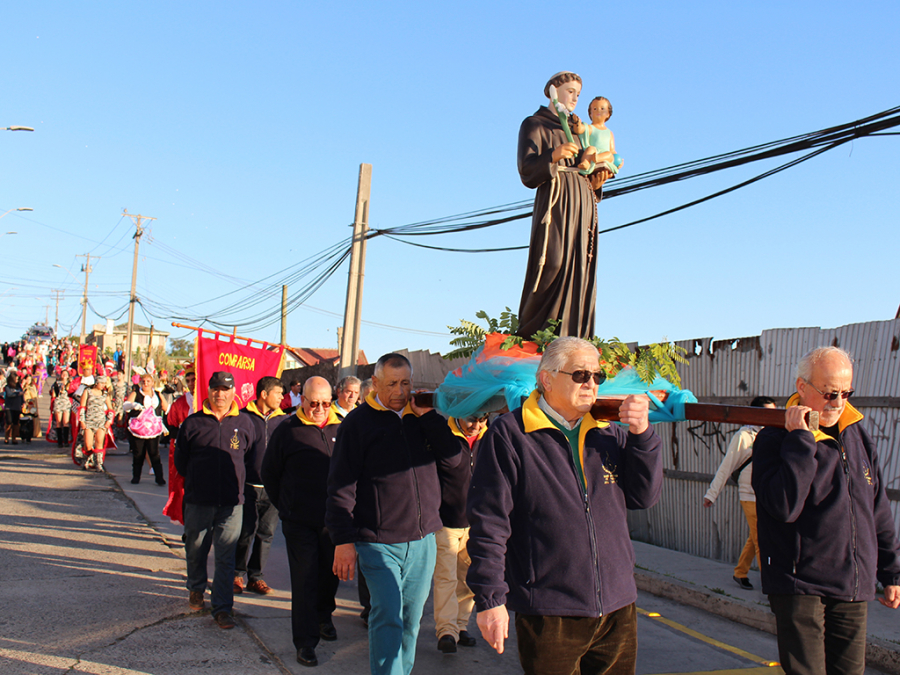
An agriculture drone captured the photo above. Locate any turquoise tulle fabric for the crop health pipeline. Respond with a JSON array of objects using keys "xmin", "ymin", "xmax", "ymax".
[{"xmin": 434, "ymin": 342, "xmax": 696, "ymax": 422}]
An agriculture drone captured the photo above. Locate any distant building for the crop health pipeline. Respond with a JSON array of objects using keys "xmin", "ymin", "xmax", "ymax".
[
  {"xmin": 282, "ymin": 347, "xmax": 368, "ymax": 370},
  {"xmin": 87, "ymin": 323, "xmax": 169, "ymax": 355}
]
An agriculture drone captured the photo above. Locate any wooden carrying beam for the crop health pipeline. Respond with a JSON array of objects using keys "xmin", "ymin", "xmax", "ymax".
[
  {"xmin": 590, "ymin": 395, "xmax": 819, "ymax": 431},
  {"xmin": 412, "ymin": 391, "xmax": 818, "ymax": 431}
]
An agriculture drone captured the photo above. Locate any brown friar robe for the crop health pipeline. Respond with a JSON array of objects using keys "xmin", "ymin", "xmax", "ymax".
[{"xmin": 515, "ymin": 106, "xmax": 601, "ymax": 340}]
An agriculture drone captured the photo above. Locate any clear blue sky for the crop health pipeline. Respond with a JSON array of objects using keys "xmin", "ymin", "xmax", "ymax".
[{"xmin": 2, "ymin": 1, "xmax": 898, "ymax": 360}]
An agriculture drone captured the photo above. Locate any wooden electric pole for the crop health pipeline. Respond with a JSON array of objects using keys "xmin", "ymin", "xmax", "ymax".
[
  {"xmin": 122, "ymin": 210, "xmax": 156, "ymax": 377},
  {"xmin": 75, "ymin": 254, "xmax": 95, "ymax": 344},
  {"xmin": 281, "ymin": 285, "xmax": 288, "ymax": 345},
  {"xmin": 338, "ymin": 163, "xmax": 372, "ymax": 380},
  {"xmin": 51, "ymin": 289, "xmax": 64, "ymax": 336}
]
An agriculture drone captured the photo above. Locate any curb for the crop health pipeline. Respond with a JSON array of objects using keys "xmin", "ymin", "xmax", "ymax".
[{"xmin": 635, "ymin": 568, "xmax": 900, "ymax": 674}]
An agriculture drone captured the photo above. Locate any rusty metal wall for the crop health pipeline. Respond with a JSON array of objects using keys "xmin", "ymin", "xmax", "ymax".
[{"xmin": 628, "ymin": 319, "xmax": 900, "ymax": 566}]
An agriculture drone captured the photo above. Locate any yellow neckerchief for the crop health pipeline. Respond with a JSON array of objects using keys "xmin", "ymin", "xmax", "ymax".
[
  {"xmin": 785, "ymin": 392, "xmax": 863, "ymax": 443},
  {"xmin": 364, "ymin": 390, "xmax": 415, "ymax": 417},
  {"xmin": 449, "ymin": 416, "xmax": 488, "ymax": 441},
  {"xmin": 246, "ymin": 399, "xmax": 285, "ymax": 420},
  {"xmin": 296, "ymin": 405, "xmax": 340, "ymax": 427},
  {"xmin": 201, "ymin": 399, "xmax": 240, "ymax": 418},
  {"xmin": 522, "ymin": 390, "xmax": 609, "ymax": 486}
]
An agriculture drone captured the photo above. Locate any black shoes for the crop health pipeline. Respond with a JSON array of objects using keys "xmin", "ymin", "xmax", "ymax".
[
  {"xmin": 458, "ymin": 630, "xmax": 477, "ymax": 647},
  {"xmin": 319, "ymin": 622, "xmax": 337, "ymax": 641},
  {"xmin": 733, "ymin": 575, "xmax": 753, "ymax": 590},
  {"xmin": 297, "ymin": 647, "xmax": 318, "ymax": 667},
  {"xmin": 438, "ymin": 635, "xmax": 457, "ymax": 653}
]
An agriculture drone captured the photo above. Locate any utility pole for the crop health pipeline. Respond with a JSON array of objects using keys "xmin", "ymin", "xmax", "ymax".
[
  {"xmin": 75, "ymin": 254, "xmax": 96, "ymax": 345},
  {"xmin": 280, "ymin": 285, "xmax": 288, "ymax": 345},
  {"xmin": 122, "ymin": 210, "xmax": 156, "ymax": 377},
  {"xmin": 147, "ymin": 324, "xmax": 155, "ymax": 367},
  {"xmin": 51, "ymin": 289, "xmax": 64, "ymax": 336},
  {"xmin": 338, "ymin": 163, "xmax": 372, "ymax": 380}
]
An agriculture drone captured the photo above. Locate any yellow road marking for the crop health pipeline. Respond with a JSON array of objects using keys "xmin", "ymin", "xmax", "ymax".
[
  {"xmin": 636, "ymin": 606, "xmax": 782, "ymax": 671},
  {"xmin": 645, "ymin": 669, "xmax": 782, "ymax": 675}
]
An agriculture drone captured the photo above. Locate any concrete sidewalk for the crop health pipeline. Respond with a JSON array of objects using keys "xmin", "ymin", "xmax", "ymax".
[{"xmin": 2, "ymin": 403, "xmax": 898, "ymax": 673}]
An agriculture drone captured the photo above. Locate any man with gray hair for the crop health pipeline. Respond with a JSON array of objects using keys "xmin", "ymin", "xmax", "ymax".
[
  {"xmin": 753, "ymin": 346, "xmax": 900, "ymax": 675},
  {"xmin": 466, "ymin": 336, "xmax": 663, "ymax": 674},
  {"xmin": 331, "ymin": 375, "xmax": 361, "ymax": 421}
]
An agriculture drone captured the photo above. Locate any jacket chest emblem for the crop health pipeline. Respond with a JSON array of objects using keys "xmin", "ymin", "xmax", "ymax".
[
  {"xmin": 602, "ymin": 460, "xmax": 618, "ymax": 485},
  {"xmin": 230, "ymin": 429, "xmax": 241, "ymax": 450},
  {"xmin": 862, "ymin": 463, "xmax": 874, "ymax": 486}
]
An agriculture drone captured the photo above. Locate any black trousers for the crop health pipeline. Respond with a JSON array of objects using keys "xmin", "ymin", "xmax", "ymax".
[
  {"xmin": 130, "ymin": 434, "xmax": 164, "ymax": 483},
  {"xmin": 515, "ymin": 604, "xmax": 638, "ymax": 675},
  {"xmin": 769, "ymin": 594, "xmax": 867, "ymax": 675},
  {"xmin": 282, "ymin": 521, "xmax": 340, "ymax": 649},
  {"xmin": 235, "ymin": 485, "xmax": 279, "ymax": 582}
]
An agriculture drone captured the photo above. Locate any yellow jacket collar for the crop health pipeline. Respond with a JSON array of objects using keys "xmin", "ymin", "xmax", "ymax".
[
  {"xmin": 449, "ymin": 416, "xmax": 488, "ymax": 441},
  {"xmin": 296, "ymin": 406, "xmax": 340, "ymax": 426},
  {"xmin": 786, "ymin": 392, "xmax": 863, "ymax": 442},
  {"xmin": 246, "ymin": 400, "xmax": 285, "ymax": 420},
  {"xmin": 522, "ymin": 391, "xmax": 608, "ymax": 435},
  {"xmin": 201, "ymin": 399, "xmax": 240, "ymax": 418},
  {"xmin": 365, "ymin": 390, "xmax": 415, "ymax": 417},
  {"xmin": 522, "ymin": 391, "xmax": 608, "ymax": 488}
]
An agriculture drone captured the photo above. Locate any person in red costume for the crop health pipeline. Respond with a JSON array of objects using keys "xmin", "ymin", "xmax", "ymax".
[{"xmin": 163, "ymin": 363, "xmax": 196, "ymax": 525}]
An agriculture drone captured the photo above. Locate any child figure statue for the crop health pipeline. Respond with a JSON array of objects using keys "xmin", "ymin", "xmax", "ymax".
[{"xmin": 571, "ymin": 96, "xmax": 623, "ymax": 176}]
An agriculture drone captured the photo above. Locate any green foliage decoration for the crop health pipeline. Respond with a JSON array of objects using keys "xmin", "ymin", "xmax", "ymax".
[{"xmin": 446, "ymin": 310, "xmax": 688, "ymax": 387}]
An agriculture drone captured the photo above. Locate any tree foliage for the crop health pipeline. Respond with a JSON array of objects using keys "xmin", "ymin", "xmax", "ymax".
[{"xmin": 446, "ymin": 310, "xmax": 688, "ymax": 387}]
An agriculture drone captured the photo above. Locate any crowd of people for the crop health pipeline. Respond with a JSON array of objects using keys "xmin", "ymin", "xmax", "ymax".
[
  {"xmin": 4, "ymin": 335, "xmax": 898, "ymax": 675},
  {"xmin": 2, "ymin": 338, "xmax": 73, "ymax": 444},
  {"xmin": 158, "ymin": 343, "xmax": 899, "ymax": 675}
]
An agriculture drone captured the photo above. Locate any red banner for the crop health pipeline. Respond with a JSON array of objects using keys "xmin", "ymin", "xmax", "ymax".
[
  {"xmin": 193, "ymin": 333, "xmax": 284, "ymax": 411},
  {"xmin": 78, "ymin": 344, "xmax": 98, "ymax": 376}
]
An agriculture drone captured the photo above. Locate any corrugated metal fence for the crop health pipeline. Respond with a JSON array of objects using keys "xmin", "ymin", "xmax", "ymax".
[{"xmin": 627, "ymin": 319, "xmax": 900, "ymax": 566}]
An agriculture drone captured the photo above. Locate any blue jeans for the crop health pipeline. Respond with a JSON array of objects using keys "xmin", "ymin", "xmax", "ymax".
[
  {"xmin": 356, "ymin": 535, "xmax": 436, "ymax": 675},
  {"xmin": 183, "ymin": 503, "xmax": 243, "ymax": 615}
]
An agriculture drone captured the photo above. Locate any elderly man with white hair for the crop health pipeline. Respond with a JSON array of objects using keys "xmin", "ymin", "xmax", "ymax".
[
  {"xmin": 466, "ymin": 336, "xmax": 663, "ymax": 675},
  {"xmin": 753, "ymin": 346, "xmax": 900, "ymax": 675}
]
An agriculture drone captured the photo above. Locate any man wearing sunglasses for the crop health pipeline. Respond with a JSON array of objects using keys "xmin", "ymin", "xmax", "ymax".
[
  {"xmin": 753, "ymin": 346, "xmax": 900, "ymax": 675},
  {"xmin": 466, "ymin": 337, "xmax": 663, "ymax": 674},
  {"xmin": 433, "ymin": 413, "xmax": 488, "ymax": 654},
  {"xmin": 262, "ymin": 376, "xmax": 342, "ymax": 667}
]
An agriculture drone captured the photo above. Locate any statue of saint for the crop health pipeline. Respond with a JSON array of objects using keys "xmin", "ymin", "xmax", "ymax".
[{"xmin": 515, "ymin": 72, "xmax": 613, "ymax": 340}]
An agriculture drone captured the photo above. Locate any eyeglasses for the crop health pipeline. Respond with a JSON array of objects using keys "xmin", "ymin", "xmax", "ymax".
[
  {"xmin": 306, "ymin": 400, "xmax": 332, "ymax": 409},
  {"xmin": 557, "ymin": 369, "xmax": 607, "ymax": 385},
  {"xmin": 804, "ymin": 380, "xmax": 854, "ymax": 401},
  {"xmin": 463, "ymin": 414, "xmax": 489, "ymax": 424}
]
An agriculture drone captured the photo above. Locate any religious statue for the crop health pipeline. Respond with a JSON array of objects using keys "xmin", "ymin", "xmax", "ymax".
[{"xmin": 515, "ymin": 72, "xmax": 613, "ymax": 340}]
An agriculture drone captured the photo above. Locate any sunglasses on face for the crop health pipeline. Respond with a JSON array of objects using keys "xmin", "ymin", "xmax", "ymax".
[
  {"xmin": 557, "ymin": 369, "xmax": 607, "ymax": 385},
  {"xmin": 307, "ymin": 400, "xmax": 332, "ymax": 409},
  {"xmin": 805, "ymin": 380, "xmax": 854, "ymax": 401}
]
